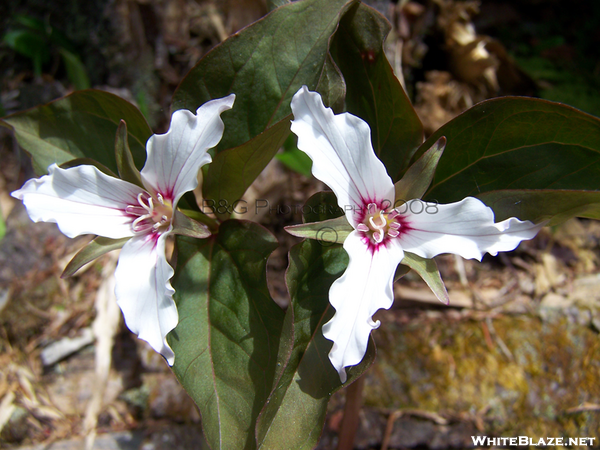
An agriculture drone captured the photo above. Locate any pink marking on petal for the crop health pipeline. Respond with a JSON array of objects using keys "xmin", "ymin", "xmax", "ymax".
[{"xmin": 357, "ymin": 223, "xmax": 369, "ymax": 232}]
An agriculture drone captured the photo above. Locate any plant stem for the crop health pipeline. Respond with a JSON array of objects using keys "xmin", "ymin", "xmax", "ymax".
[{"xmin": 336, "ymin": 375, "xmax": 365, "ymax": 450}]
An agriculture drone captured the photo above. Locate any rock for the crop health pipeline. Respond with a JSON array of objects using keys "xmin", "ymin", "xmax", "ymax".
[
  {"xmin": 366, "ymin": 309, "xmax": 600, "ymax": 439},
  {"xmin": 1, "ymin": 406, "xmax": 29, "ymax": 443}
]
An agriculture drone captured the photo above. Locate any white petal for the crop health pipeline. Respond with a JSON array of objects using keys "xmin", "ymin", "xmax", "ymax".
[
  {"xmin": 400, "ymin": 197, "xmax": 542, "ymax": 261},
  {"xmin": 323, "ymin": 231, "xmax": 404, "ymax": 382},
  {"xmin": 115, "ymin": 232, "xmax": 177, "ymax": 364},
  {"xmin": 11, "ymin": 164, "xmax": 140, "ymax": 239},
  {"xmin": 141, "ymin": 94, "xmax": 235, "ymax": 204},
  {"xmin": 290, "ymin": 87, "xmax": 394, "ymax": 227}
]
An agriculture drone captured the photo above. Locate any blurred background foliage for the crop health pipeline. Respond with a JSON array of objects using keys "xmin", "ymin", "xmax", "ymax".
[{"xmin": 0, "ymin": 0, "xmax": 599, "ymax": 448}]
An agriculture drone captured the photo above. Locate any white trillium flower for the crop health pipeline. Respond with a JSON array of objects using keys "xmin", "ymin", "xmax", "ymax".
[
  {"xmin": 290, "ymin": 86, "xmax": 541, "ymax": 382},
  {"xmin": 12, "ymin": 94, "xmax": 235, "ymax": 364}
]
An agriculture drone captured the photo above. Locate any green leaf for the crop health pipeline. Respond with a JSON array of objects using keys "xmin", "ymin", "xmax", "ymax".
[
  {"xmin": 284, "ymin": 215, "xmax": 353, "ymax": 244},
  {"xmin": 476, "ymin": 189, "xmax": 600, "ymax": 225},
  {"xmin": 14, "ymin": 15, "xmax": 48, "ymax": 34},
  {"xmin": 330, "ymin": 3, "xmax": 424, "ymax": 181},
  {"xmin": 274, "ymin": 134, "xmax": 313, "ymax": 177},
  {"xmin": 1, "ymin": 90, "xmax": 151, "ymax": 175},
  {"xmin": 115, "ymin": 120, "xmax": 144, "ymax": 188},
  {"xmin": 172, "ymin": 0, "xmax": 356, "ymax": 154},
  {"xmin": 316, "ymin": 53, "xmax": 346, "ymax": 113},
  {"xmin": 275, "ymin": 147, "xmax": 313, "ymax": 177},
  {"xmin": 267, "ymin": 0, "xmax": 290, "ymax": 11},
  {"xmin": 62, "ymin": 236, "xmax": 129, "ymax": 278},
  {"xmin": 400, "ymin": 253, "xmax": 449, "ymax": 305},
  {"xmin": 169, "ymin": 220, "xmax": 284, "ymax": 450},
  {"xmin": 59, "ymin": 48, "xmax": 91, "ymax": 90},
  {"xmin": 3, "ymin": 29, "xmax": 50, "ymax": 77},
  {"xmin": 394, "ymin": 136, "xmax": 446, "ymax": 202},
  {"xmin": 302, "ymin": 191, "xmax": 345, "ymax": 222},
  {"xmin": 203, "ymin": 116, "xmax": 291, "ymax": 221},
  {"xmin": 421, "ymin": 97, "xmax": 600, "ymax": 224}
]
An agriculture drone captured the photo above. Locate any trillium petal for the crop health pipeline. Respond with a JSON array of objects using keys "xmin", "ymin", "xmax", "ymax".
[
  {"xmin": 11, "ymin": 164, "xmax": 140, "ymax": 239},
  {"xmin": 323, "ymin": 231, "xmax": 404, "ymax": 382},
  {"xmin": 115, "ymin": 233, "xmax": 177, "ymax": 364},
  {"xmin": 400, "ymin": 197, "xmax": 542, "ymax": 261},
  {"xmin": 141, "ymin": 94, "xmax": 235, "ymax": 204},
  {"xmin": 290, "ymin": 87, "xmax": 395, "ymax": 227}
]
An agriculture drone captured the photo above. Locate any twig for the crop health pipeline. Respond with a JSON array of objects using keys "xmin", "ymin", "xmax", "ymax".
[
  {"xmin": 565, "ymin": 402, "xmax": 600, "ymax": 414},
  {"xmin": 336, "ymin": 375, "xmax": 365, "ymax": 450},
  {"xmin": 84, "ymin": 253, "xmax": 121, "ymax": 450}
]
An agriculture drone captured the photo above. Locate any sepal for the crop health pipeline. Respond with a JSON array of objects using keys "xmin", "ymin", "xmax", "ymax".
[
  {"xmin": 284, "ymin": 215, "xmax": 353, "ymax": 244},
  {"xmin": 62, "ymin": 236, "xmax": 130, "ymax": 278},
  {"xmin": 171, "ymin": 210, "xmax": 211, "ymax": 239},
  {"xmin": 394, "ymin": 136, "xmax": 446, "ymax": 203},
  {"xmin": 59, "ymin": 158, "xmax": 117, "ymax": 178},
  {"xmin": 115, "ymin": 119, "xmax": 144, "ymax": 188},
  {"xmin": 400, "ymin": 252, "xmax": 450, "ymax": 305}
]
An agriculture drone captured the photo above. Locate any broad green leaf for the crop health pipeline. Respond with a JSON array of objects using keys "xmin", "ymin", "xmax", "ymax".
[
  {"xmin": 2, "ymin": 90, "xmax": 151, "ymax": 175},
  {"xmin": 115, "ymin": 120, "xmax": 143, "ymax": 188},
  {"xmin": 257, "ymin": 191, "xmax": 375, "ymax": 449},
  {"xmin": 169, "ymin": 221, "xmax": 284, "ymax": 450},
  {"xmin": 400, "ymin": 253, "xmax": 449, "ymax": 305},
  {"xmin": 301, "ymin": 191, "xmax": 344, "ymax": 222},
  {"xmin": 267, "ymin": 0, "xmax": 289, "ymax": 11},
  {"xmin": 330, "ymin": 3, "xmax": 424, "ymax": 181},
  {"xmin": 285, "ymin": 215, "xmax": 353, "ymax": 244},
  {"xmin": 172, "ymin": 0, "xmax": 356, "ymax": 153},
  {"xmin": 203, "ymin": 116, "xmax": 291, "ymax": 221},
  {"xmin": 275, "ymin": 133, "xmax": 313, "ymax": 177},
  {"xmin": 394, "ymin": 136, "xmax": 446, "ymax": 202},
  {"xmin": 476, "ymin": 189, "xmax": 600, "ymax": 225},
  {"xmin": 421, "ymin": 97, "xmax": 600, "ymax": 224},
  {"xmin": 275, "ymin": 147, "xmax": 313, "ymax": 177},
  {"xmin": 59, "ymin": 48, "xmax": 91, "ymax": 90},
  {"xmin": 62, "ymin": 237, "xmax": 129, "ymax": 278}
]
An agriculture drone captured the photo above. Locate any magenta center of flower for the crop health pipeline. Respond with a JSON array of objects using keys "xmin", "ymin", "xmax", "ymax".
[
  {"xmin": 126, "ymin": 192, "xmax": 173, "ymax": 234},
  {"xmin": 356, "ymin": 202, "xmax": 403, "ymax": 246}
]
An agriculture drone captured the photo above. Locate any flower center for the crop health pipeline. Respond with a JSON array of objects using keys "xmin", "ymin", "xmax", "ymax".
[
  {"xmin": 126, "ymin": 192, "xmax": 173, "ymax": 234},
  {"xmin": 356, "ymin": 202, "xmax": 402, "ymax": 244}
]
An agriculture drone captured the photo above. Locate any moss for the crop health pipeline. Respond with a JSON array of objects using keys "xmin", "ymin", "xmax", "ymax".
[{"xmin": 366, "ymin": 311, "xmax": 600, "ymax": 435}]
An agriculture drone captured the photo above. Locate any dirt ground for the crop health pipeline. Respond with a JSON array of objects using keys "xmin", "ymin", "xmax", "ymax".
[{"xmin": 1, "ymin": 0, "xmax": 599, "ymax": 449}]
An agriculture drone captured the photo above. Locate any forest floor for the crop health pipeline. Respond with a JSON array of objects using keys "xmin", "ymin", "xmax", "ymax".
[{"xmin": 0, "ymin": 0, "xmax": 599, "ymax": 449}]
